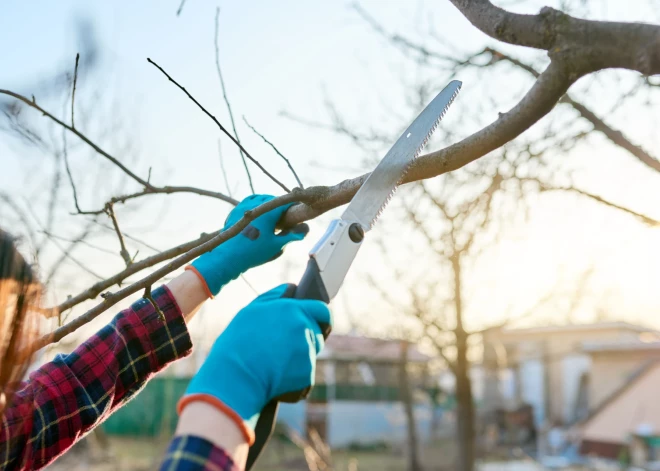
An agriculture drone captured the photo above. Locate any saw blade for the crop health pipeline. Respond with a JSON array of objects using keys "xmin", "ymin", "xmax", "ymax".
[{"xmin": 341, "ymin": 80, "xmax": 461, "ymax": 229}]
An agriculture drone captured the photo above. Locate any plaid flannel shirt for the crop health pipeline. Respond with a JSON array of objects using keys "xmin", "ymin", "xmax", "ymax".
[{"xmin": 0, "ymin": 285, "xmax": 237, "ymax": 471}]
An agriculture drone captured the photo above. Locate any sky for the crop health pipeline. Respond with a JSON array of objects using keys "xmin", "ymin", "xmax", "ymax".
[{"xmin": 1, "ymin": 0, "xmax": 660, "ymax": 355}]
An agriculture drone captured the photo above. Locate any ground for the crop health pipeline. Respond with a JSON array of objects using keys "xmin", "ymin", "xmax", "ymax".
[{"xmin": 45, "ymin": 435, "xmax": 459, "ymax": 470}]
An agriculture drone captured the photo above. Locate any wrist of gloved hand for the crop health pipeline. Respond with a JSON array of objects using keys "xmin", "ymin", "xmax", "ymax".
[
  {"xmin": 187, "ymin": 195, "xmax": 309, "ymax": 297},
  {"xmin": 177, "ymin": 284, "xmax": 331, "ymax": 443}
]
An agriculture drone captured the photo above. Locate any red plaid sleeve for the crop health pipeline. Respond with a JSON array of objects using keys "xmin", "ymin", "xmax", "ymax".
[{"xmin": 0, "ymin": 285, "xmax": 192, "ymax": 470}]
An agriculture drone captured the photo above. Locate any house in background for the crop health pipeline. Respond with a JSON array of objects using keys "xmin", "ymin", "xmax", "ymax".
[
  {"xmin": 480, "ymin": 322, "xmax": 658, "ymax": 428},
  {"xmin": 578, "ymin": 339, "xmax": 660, "ymax": 462},
  {"xmin": 278, "ymin": 334, "xmax": 443, "ymax": 447}
]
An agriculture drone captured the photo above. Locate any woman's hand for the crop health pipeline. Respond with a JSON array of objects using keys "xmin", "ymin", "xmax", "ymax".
[
  {"xmin": 176, "ymin": 284, "xmax": 331, "ymax": 460},
  {"xmin": 186, "ymin": 195, "xmax": 309, "ymax": 297}
]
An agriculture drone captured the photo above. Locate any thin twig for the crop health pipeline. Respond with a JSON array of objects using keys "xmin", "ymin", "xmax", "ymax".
[
  {"xmin": 143, "ymin": 285, "xmax": 165, "ymax": 321},
  {"xmin": 0, "ymin": 89, "xmax": 237, "ymax": 209},
  {"xmin": 176, "ymin": 0, "xmax": 188, "ymax": 16},
  {"xmin": 146, "ymin": 58, "xmax": 290, "ymax": 193},
  {"xmin": 214, "ymin": 7, "xmax": 254, "ymax": 193},
  {"xmin": 71, "ymin": 53, "xmax": 80, "ymax": 129},
  {"xmin": 62, "ymin": 129, "xmax": 83, "ymax": 213},
  {"xmin": 77, "ymin": 186, "xmax": 239, "ymax": 215},
  {"xmin": 105, "ymin": 204, "xmax": 132, "ymax": 266},
  {"xmin": 243, "ymin": 116, "xmax": 304, "ymax": 188},
  {"xmin": 218, "ymin": 139, "xmax": 232, "ymax": 197},
  {"xmin": 44, "ymin": 227, "xmax": 104, "ymax": 284},
  {"xmin": 40, "ymin": 230, "xmax": 117, "ymax": 256},
  {"xmin": 0, "ymin": 89, "xmax": 149, "ymax": 187},
  {"xmin": 92, "ymin": 220, "xmax": 161, "ymax": 252}
]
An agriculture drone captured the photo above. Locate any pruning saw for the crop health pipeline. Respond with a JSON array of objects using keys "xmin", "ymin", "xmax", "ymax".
[{"xmin": 246, "ymin": 80, "xmax": 462, "ymax": 469}]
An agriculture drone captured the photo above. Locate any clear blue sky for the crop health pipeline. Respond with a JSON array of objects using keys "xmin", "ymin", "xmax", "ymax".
[{"xmin": 2, "ymin": 0, "xmax": 660, "ymax": 349}]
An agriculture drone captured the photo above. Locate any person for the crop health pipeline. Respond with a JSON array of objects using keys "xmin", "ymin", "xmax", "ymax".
[{"xmin": 0, "ymin": 194, "xmax": 331, "ymax": 470}]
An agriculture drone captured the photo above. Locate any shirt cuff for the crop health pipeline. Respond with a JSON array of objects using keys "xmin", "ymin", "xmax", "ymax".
[
  {"xmin": 160, "ymin": 435, "xmax": 238, "ymax": 471},
  {"xmin": 130, "ymin": 285, "xmax": 193, "ymax": 370}
]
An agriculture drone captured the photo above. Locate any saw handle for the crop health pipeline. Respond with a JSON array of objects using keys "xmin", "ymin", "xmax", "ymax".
[
  {"xmin": 245, "ymin": 266, "xmax": 332, "ymax": 470},
  {"xmin": 295, "ymin": 258, "xmax": 332, "ymax": 336}
]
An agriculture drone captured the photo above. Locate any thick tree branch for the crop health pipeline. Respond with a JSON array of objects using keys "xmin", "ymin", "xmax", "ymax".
[
  {"xmin": 280, "ymin": 60, "xmax": 574, "ymax": 227},
  {"xmin": 485, "ymin": 47, "xmax": 660, "ymax": 173},
  {"xmin": 449, "ymin": 0, "xmax": 660, "ymax": 75}
]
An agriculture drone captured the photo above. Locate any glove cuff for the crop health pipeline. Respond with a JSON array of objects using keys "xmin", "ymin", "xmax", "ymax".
[{"xmin": 177, "ymin": 394, "xmax": 256, "ymax": 446}]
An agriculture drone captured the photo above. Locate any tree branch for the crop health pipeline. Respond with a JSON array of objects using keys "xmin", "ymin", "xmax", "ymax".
[
  {"xmin": 71, "ymin": 53, "xmax": 79, "ymax": 129},
  {"xmin": 485, "ymin": 47, "xmax": 660, "ymax": 173},
  {"xmin": 147, "ymin": 58, "xmax": 291, "ymax": 193},
  {"xmin": 449, "ymin": 0, "xmax": 660, "ymax": 75},
  {"xmin": 0, "ymin": 89, "xmax": 239, "ymax": 212},
  {"xmin": 176, "ymin": 0, "xmax": 188, "ymax": 16},
  {"xmin": 214, "ymin": 7, "xmax": 254, "ymax": 193},
  {"xmin": 280, "ymin": 60, "xmax": 574, "ymax": 227},
  {"xmin": 38, "ymin": 191, "xmax": 302, "ymax": 345},
  {"xmin": 0, "ymin": 89, "xmax": 151, "ymax": 187},
  {"xmin": 243, "ymin": 116, "xmax": 304, "ymax": 188},
  {"xmin": 105, "ymin": 204, "xmax": 132, "ymax": 266}
]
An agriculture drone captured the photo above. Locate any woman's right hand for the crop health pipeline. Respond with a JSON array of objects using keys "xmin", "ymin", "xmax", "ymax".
[{"xmin": 176, "ymin": 284, "xmax": 331, "ymax": 445}]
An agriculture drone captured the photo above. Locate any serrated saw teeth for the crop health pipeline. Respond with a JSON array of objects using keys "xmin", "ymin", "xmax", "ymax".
[{"xmin": 368, "ymin": 84, "xmax": 461, "ymax": 228}]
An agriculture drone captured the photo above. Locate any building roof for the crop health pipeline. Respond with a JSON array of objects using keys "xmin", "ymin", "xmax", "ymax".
[
  {"xmin": 495, "ymin": 321, "xmax": 656, "ymax": 337},
  {"xmin": 583, "ymin": 337, "xmax": 660, "ymax": 352},
  {"xmin": 318, "ymin": 334, "xmax": 430, "ymax": 363},
  {"xmin": 580, "ymin": 359, "xmax": 660, "ymax": 442}
]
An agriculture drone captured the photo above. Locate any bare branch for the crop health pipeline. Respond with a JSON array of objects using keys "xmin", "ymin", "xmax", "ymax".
[
  {"xmin": 0, "ymin": 89, "xmax": 238, "ymax": 212},
  {"xmin": 78, "ymin": 186, "xmax": 239, "ymax": 216},
  {"xmin": 243, "ymin": 116, "xmax": 304, "ymax": 188},
  {"xmin": 176, "ymin": 0, "xmax": 188, "ymax": 16},
  {"xmin": 280, "ymin": 61, "xmax": 574, "ymax": 227},
  {"xmin": 0, "ymin": 89, "xmax": 150, "ymax": 187},
  {"xmin": 449, "ymin": 0, "xmax": 660, "ymax": 75},
  {"xmin": 486, "ymin": 47, "xmax": 660, "ymax": 173},
  {"xmin": 217, "ymin": 139, "xmax": 232, "ymax": 197},
  {"xmin": 43, "ymin": 222, "xmax": 104, "ymax": 285},
  {"xmin": 62, "ymin": 130, "xmax": 83, "ymax": 213},
  {"xmin": 143, "ymin": 285, "xmax": 165, "ymax": 321},
  {"xmin": 92, "ymin": 220, "xmax": 161, "ymax": 253},
  {"xmin": 37, "ymin": 191, "xmax": 302, "ymax": 345},
  {"xmin": 147, "ymin": 58, "xmax": 291, "ymax": 193},
  {"xmin": 71, "ymin": 53, "xmax": 79, "ymax": 128},
  {"xmin": 105, "ymin": 204, "xmax": 132, "ymax": 266},
  {"xmin": 537, "ymin": 182, "xmax": 660, "ymax": 226},
  {"xmin": 214, "ymin": 7, "xmax": 254, "ymax": 193},
  {"xmin": 40, "ymin": 230, "xmax": 117, "ymax": 256}
]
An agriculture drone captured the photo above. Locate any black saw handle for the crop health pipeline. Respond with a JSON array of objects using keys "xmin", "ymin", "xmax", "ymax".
[{"xmin": 245, "ymin": 260, "xmax": 332, "ymax": 470}]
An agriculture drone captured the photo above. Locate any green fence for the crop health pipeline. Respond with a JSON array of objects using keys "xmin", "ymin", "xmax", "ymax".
[
  {"xmin": 102, "ymin": 377, "xmax": 448, "ymax": 436},
  {"xmin": 102, "ymin": 376, "xmax": 189, "ymax": 436}
]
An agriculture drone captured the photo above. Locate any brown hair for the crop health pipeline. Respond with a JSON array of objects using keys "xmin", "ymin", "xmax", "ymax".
[{"xmin": 0, "ymin": 229, "xmax": 39, "ymax": 412}]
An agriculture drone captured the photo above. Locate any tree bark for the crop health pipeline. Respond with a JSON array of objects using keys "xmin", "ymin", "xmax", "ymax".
[
  {"xmin": 452, "ymin": 255, "xmax": 476, "ymax": 471},
  {"xmin": 399, "ymin": 341, "xmax": 422, "ymax": 471}
]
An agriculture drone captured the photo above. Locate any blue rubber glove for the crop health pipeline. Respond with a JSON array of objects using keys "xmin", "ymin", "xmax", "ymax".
[
  {"xmin": 178, "ymin": 284, "xmax": 331, "ymax": 443},
  {"xmin": 188, "ymin": 195, "xmax": 308, "ymax": 296}
]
